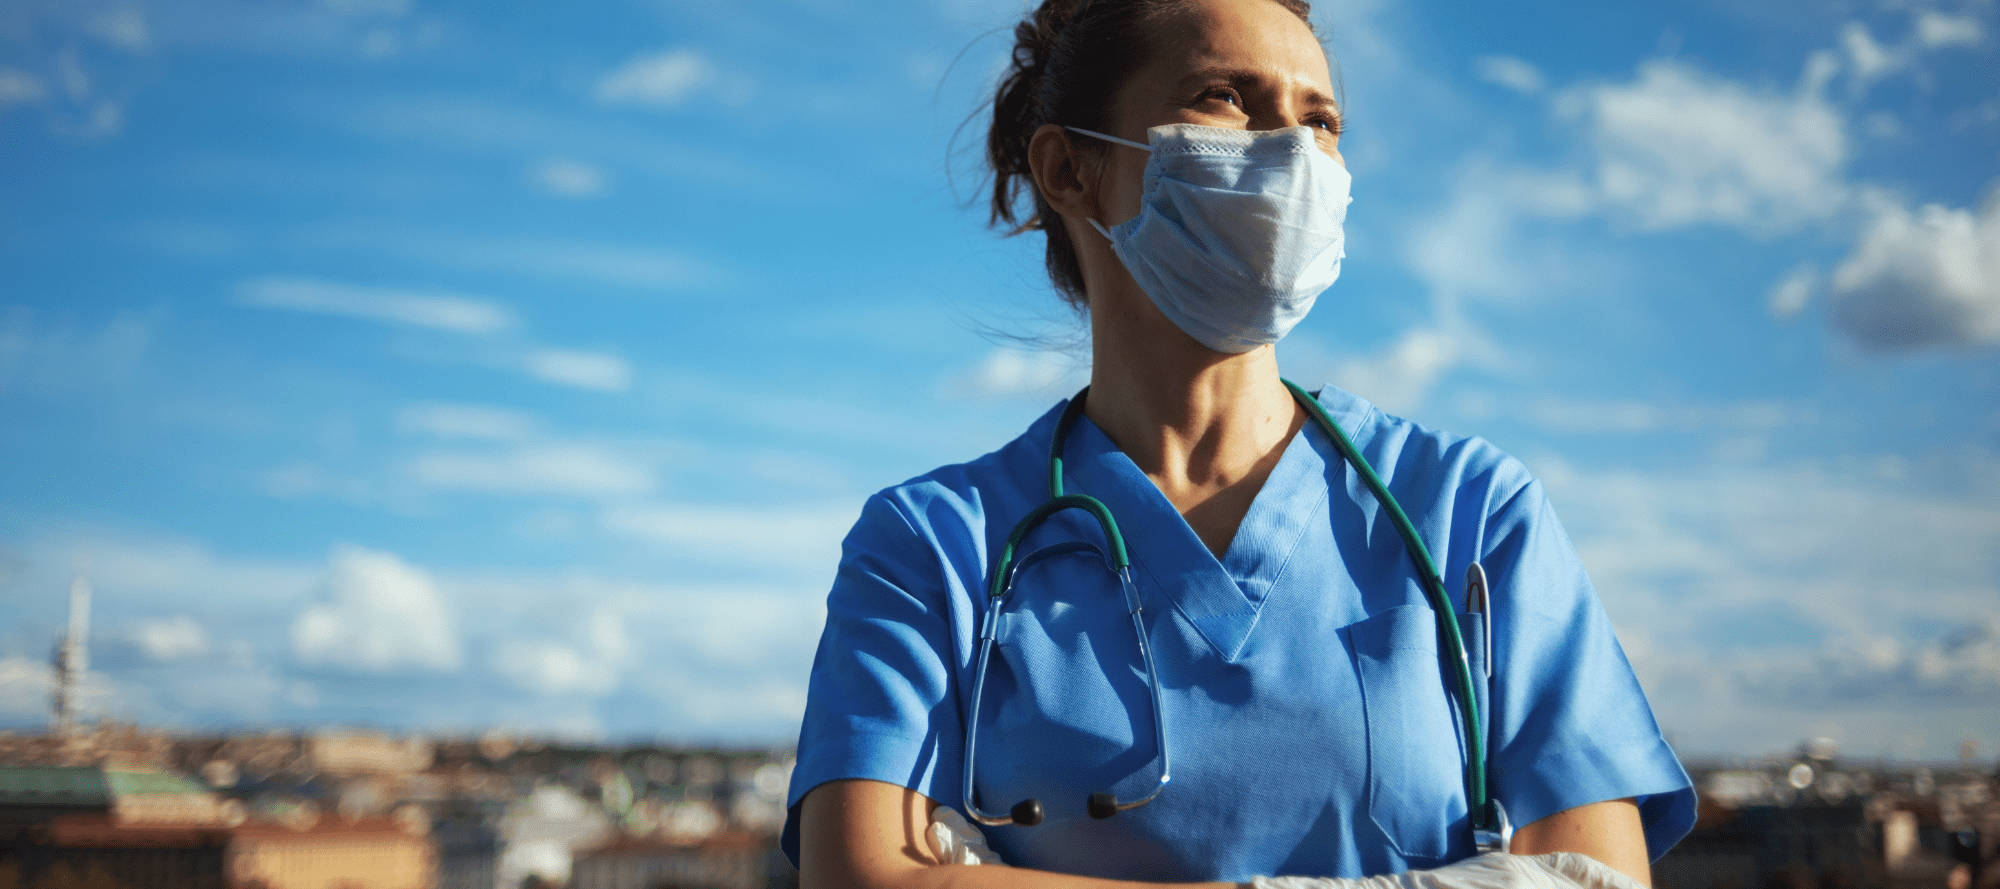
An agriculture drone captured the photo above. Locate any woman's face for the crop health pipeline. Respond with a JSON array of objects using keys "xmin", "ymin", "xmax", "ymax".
[{"xmin": 1093, "ymin": 0, "xmax": 1341, "ymax": 226}]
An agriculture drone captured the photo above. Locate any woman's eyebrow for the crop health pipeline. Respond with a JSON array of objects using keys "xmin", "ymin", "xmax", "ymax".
[{"xmin": 1176, "ymin": 65, "xmax": 1338, "ymax": 110}]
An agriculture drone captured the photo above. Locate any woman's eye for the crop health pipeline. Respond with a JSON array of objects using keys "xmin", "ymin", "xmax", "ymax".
[{"xmin": 1201, "ymin": 89, "xmax": 1241, "ymax": 107}]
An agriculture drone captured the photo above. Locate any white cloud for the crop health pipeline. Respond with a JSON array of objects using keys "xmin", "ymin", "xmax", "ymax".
[
  {"xmin": 292, "ymin": 545, "xmax": 461, "ymax": 672},
  {"xmin": 1915, "ymin": 11, "xmax": 1984, "ymax": 48},
  {"xmin": 1561, "ymin": 59, "xmax": 1848, "ymax": 234},
  {"xmin": 57, "ymin": 50, "xmax": 90, "ymax": 103},
  {"xmin": 939, "ymin": 347, "xmax": 1085, "ymax": 399},
  {"xmin": 1827, "ymin": 188, "xmax": 2000, "ymax": 350},
  {"xmin": 600, "ymin": 502, "xmax": 853, "ymax": 575},
  {"xmin": 4, "ymin": 535, "xmax": 317, "ymax": 618},
  {"xmin": 0, "ymin": 657, "xmax": 55, "ymax": 719},
  {"xmin": 407, "ymin": 444, "xmax": 653, "ymax": 498},
  {"xmin": 1534, "ymin": 452, "xmax": 2000, "ymax": 756},
  {"xmin": 320, "ymin": 0, "xmax": 413, "ymax": 16},
  {"xmin": 1836, "ymin": 13, "xmax": 1986, "ymax": 95},
  {"xmin": 1737, "ymin": 616, "xmax": 2000, "ymax": 703},
  {"xmin": 0, "ymin": 70, "xmax": 48, "ymax": 105},
  {"xmin": 133, "ymin": 616, "xmax": 211, "ymax": 661},
  {"xmin": 1522, "ymin": 396, "xmax": 1807, "ymax": 435},
  {"xmin": 446, "ymin": 573, "xmax": 824, "ymax": 736},
  {"xmin": 87, "ymin": 6, "xmax": 151, "ymax": 52},
  {"xmin": 494, "ymin": 640, "xmax": 619, "ymax": 697},
  {"xmin": 239, "ymin": 277, "xmax": 514, "ymax": 335},
  {"xmin": 1325, "ymin": 325, "xmax": 1493, "ymax": 416},
  {"xmin": 492, "ymin": 607, "xmax": 631, "ymax": 698},
  {"xmin": 398, "ymin": 403, "xmax": 537, "ymax": 440},
  {"xmin": 0, "ymin": 307, "xmax": 152, "ymax": 393},
  {"xmin": 1840, "ymin": 21, "xmax": 1897, "ymax": 90},
  {"xmin": 425, "ymin": 239, "xmax": 711, "ymax": 289},
  {"xmin": 1766, "ymin": 262, "xmax": 1818, "ymax": 319},
  {"xmin": 530, "ymin": 158, "xmax": 607, "ymax": 199},
  {"xmin": 1400, "ymin": 163, "xmax": 1594, "ymax": 305},
  {"xmin": 595, "ymin": 49, "xmax": 708, "ymax": 108},
  {"xmin": 523, "ymin": 348, "xmax": 632, "ymax": 391},
  {"xmin": 0, "ymin": 656, "xmax": 123, "ymax": 723},
  {"xmin": 1472, "ymin": 55, "xmax": 1545, "ymax": 94}
]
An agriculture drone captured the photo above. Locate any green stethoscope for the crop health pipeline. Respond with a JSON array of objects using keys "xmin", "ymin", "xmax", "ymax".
[{"xmin": 961, "ymin": 379, "xmax": 1512, "ymax": 854}]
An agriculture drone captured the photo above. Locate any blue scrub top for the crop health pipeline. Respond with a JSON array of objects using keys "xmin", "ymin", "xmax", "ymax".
[{"xmin": 783, "ymin": 385, "xmax": 1694, "ymax": 879}]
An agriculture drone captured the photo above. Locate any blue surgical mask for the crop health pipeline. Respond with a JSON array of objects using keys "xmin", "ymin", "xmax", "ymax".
[{"xmin": 1068, "ymin": 123, "xmax": 1352, "ymax": 354}]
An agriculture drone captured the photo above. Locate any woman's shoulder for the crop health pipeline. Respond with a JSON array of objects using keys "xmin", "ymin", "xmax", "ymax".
[
  {"xmin": 1312, "ymin": 383, "xmax": 1538, "ymax": 502},
  {"xmin": 850, "ymin": 399, "xmax": 1068, "ymax": 536}
]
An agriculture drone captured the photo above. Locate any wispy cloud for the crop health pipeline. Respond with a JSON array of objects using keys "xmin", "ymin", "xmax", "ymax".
[
  {"xmin": 1558, "ymin": 58, "xmax": 1848, "ymax": 234},
  {"xmin": 1766, "ymin": 262, "xmax": 1817, "ymax": 319},
  {"xmin": 1735, "ymin": 616, "xmax": 2000, "ymax": 704},
  {"xmin": 1519, "ymin": 396, "xmax": 1811, "ymax": 435},
  {"xmin": 0, "ymin": 70, "xmax": 49, "ymax": 105},
  {"xmin": 1327, "ymin": 325, "xmax": 1493, "ymax": 416},
  {"xmin": 0, "ymin": 306, "xmax": 153, "ymax": 393},
  {"xmin": 86, "ymin": 6, "xmax": 151, "ymax": 53},
  {"xmin": 1837, "ymin": 12, "xmax": 1987, "ymax": 96},
  {"xmin": 938, "ymin": 347, "xmax": 1086, "ymax": 399},
  {"xmin": 522, "ymin": 348, "xmax": 632, "ymax": 391},
  {"xmin": 1472, "ymin": 55, "xmax": 1545, "ymax": 94},
  {"xmin": 398, "ymin": 402, "xmax": 539, "ymax": 440},
  {"xmin": 406, "ymin": 444, "xmax": 654, "ymax": 498},
  {"xmin": 1535, "ymin": 451, "xmax": 2000, "ymax": 755},
  {"xmin": 529, "ymin": 157, "xmax": 607, "ymax": 199},
  {"xmin": 599, "ymin": 502, "xmax": 853, "ymax": 577},
  {"xmin": 413, "ymin": 238, "xmax": 714, "ymax": 290},
  {"xmin": 239, "ymin": 277, "xmax": 515, "ymax": 334},
  {"xmin": 132, "ymin": 615, "xmax": 212, "ymax": 662},
  {"xmin": 595, "ymin": 49, "xmax": 709, "ymax": 108},
  {"xmin": 492, "ymin": 607, "xmax": 629, "ymax": 697}
]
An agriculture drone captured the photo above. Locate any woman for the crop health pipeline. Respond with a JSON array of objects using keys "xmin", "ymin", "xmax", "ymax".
[{"xmin": 783, "ymin": 0, "xmax": 1694, "ymax": 886}]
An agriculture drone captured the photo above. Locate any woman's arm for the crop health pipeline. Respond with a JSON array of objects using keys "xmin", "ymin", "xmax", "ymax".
[
  {"xmin": 802, "ymin": 778, "xmax": 1653, "ymax": 889},
  {"xmin": 1508, "ymin": 798, "xmax": 1651, "ymax": 887},
  {"xmin": 799, "ymin": 778, "xmax": 1239, "ymax": 889}
]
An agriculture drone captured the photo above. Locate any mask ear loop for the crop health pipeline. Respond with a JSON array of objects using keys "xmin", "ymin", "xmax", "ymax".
[
  {"xmin": 1066, "ymin": 126, "xmax": 1151, "ymax": 152},
  {"xmin": 1064, "ymin": 127, "xmax": 1151, "ymax": 240}
]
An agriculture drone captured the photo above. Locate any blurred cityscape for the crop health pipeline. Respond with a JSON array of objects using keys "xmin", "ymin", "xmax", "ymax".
[
  {"xmin": 4, "ymin": 584, "xmax": 1995, "ymax": 888},
  {"xmin": 6, "ymin": 724, "xmax": 1996, "ymax": 889},
  {"xmin": 0, "ymin": 723, "xmax": 797, "ymax": 889}
]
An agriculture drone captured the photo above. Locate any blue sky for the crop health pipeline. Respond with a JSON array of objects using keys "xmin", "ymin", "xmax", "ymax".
[{"xmin": 1, "ymin": 0, "xmax": 1996, "ymax": 759}]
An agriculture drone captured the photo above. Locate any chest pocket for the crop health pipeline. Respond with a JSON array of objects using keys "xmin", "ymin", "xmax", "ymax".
[
  {"xmin": 976, "ymin": 542, "xmax": 1160, "ymax": 825},
  {"xmin": 1350, "ymin": 603, "xmax": 1477, "ymax": 864}
]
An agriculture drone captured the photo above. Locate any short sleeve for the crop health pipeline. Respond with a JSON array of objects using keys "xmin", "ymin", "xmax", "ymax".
[
  {"xmin": 779, "ymin": 490, "xmax": 976, "ymax": 866},
  {"xmin": 1482, "ymin": 478, "xmax": 1696, "ymax": 861}
]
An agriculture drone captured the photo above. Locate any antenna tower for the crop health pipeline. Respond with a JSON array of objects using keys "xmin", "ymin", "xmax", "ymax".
[{"xmin": 51, "ymin": 556, "xmax": 92, "ymax": 736}]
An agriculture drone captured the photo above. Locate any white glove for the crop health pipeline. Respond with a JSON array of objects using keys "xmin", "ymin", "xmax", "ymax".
[
  {"xmin": 927, "ymin": 809, "xmax": 1642, "ymax": 889},
  {"xmin": 927, "ymin": 806, "xmax": 1007, "ymax": 866},
  {"xmin": 1255, "ymin": 853, "xmax": 1648, "ymax": 889}
]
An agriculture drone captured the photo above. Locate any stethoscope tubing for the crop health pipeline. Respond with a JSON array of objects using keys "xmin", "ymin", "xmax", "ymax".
[
  {"xmin": 965, "ymin": 382, "xmax": 1496, "ymax": 842},
  {"xmin": 1279, "ymin": 380, "xmax": 1490, "ymax": 829}
]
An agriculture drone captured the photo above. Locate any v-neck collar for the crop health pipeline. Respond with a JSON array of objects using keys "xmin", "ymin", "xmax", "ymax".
[{"xmin": 1056, "ymin": 405, "xmax": 1339, "ymax": 662}]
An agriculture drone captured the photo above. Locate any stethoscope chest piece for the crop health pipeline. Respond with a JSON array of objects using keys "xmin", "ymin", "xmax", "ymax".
[{"xmin": 961, "ymin": 393, "xmax": 1171, "ymax": 828}]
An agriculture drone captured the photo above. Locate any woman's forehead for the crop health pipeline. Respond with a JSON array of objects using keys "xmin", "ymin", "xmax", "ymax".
[{"xmin": 1146, "ymin": 0, "xmax": 1332, "ymax": 91}]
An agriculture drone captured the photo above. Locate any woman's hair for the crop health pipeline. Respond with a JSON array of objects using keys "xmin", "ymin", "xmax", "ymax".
[{"xmin": 985, "ymin": 0, "xmax": 1314, "ymax": 306}]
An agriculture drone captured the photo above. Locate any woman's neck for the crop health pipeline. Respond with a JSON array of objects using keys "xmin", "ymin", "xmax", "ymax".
[{"xmin": 1083, "ymin": 293, "xmax": 1304, "ymax": 557}]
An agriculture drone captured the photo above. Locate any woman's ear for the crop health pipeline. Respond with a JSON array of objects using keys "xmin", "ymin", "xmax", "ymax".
[{"xmin": 1027, "ymin": 123, "xmax": 1097, "ymax": 222}]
